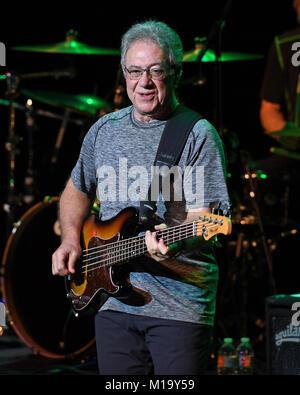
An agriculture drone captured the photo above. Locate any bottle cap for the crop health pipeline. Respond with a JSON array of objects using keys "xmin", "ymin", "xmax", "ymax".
[
  {"xmin": 240, "ymin": 337, "xmax": 250, "ymax": 343},
  {"xmin": 224, "ymin": 337, "xmax": 233, "ymax": 343}
]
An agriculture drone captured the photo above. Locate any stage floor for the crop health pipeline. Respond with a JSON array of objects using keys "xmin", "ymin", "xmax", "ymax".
[{"xmin": 0, "ymin": 328, "xmax": 98, "ymax": 375}]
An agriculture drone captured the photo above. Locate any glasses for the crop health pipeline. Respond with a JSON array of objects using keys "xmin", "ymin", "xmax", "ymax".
[{"xmin": 123, "ymin": 66, "xmax": 172, "ymax": 80}]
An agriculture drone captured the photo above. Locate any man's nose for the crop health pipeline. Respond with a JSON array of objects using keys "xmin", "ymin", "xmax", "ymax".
[{"xmin": 138, "ymin": 70, "xmax": 154, "ymax": 86}]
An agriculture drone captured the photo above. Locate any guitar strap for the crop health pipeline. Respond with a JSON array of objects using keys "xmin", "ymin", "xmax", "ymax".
[{"xmin": 139, "ymin": 105, "xmax": 203, "ymax": 222}]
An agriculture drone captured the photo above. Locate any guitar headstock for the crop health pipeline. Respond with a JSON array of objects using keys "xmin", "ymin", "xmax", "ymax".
[{"xmin": 195, "ymin": 213, "xmax": 232, "ymax": 240}]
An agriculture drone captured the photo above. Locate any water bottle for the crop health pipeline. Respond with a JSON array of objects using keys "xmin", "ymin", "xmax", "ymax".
[
  {"xmin": 236, "ymin": 337, "xmax": 254, "ymax": 375},
  {"xmin": 217, "ymin": 337, "xmax": 237, "ymax": 375}
]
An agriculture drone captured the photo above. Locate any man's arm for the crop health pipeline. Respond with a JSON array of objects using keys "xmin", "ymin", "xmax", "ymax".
[
  {"xmin": 260, "ymin": 99, "xmax": 286, "ymax": 137},
  {"xmin": 52, "ymin": 178, "xmax": 92, "ymax": 276}
]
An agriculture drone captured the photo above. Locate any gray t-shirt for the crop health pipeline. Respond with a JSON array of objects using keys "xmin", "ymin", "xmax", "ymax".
[{"xmin": 71, "ymin": 105, "xmax": 230, "ymax": 326}]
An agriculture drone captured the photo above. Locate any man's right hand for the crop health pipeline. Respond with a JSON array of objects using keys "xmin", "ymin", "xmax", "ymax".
[
  {"xmin": 52, "ymin": 240, "xmax": 82, "ymax": 276},
  {"xmin": 51, "ymin": 178, "xmax": 91, "ymax": 277}
]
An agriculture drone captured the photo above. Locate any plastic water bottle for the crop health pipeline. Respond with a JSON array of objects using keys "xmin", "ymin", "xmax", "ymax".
[
  {"xmin": 236, "ymin": 337, "xmax": 254, "ymax": 375},
  {"xmin": 217, "ymin": 338, "xmax": 237, "ymax": 375}
]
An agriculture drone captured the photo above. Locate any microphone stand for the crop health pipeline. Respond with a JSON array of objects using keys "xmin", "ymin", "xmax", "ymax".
[{"xmin": 195, "ymin": 0, "xmax": 233, "ymax": 137}]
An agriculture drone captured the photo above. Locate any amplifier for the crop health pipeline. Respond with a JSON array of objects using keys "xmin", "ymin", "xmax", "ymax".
[{"xmin": 265, "ymin": 294, "xmax": 300, "ymax": 375}]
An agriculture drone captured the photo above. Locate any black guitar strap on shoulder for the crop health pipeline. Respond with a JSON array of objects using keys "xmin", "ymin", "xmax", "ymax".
[{"xmin": 139, "ymin": 105, "xmax": 204, "ymax": 223}]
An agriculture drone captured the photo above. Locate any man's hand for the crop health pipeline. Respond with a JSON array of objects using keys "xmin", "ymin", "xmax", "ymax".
[
  {"xmin": 145, "ymin": 223, "xmax": 170, "ymax": 262},
  {"xmin": 52, "ymin": 240, "xmax": 82, "ymax": 276},
  {"xmin": 51, "ymin": 178, "xmax": 91, "ymax": 277}
]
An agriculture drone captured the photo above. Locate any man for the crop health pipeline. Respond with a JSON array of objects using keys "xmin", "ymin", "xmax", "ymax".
[
  {"xmin": 260, "ymin": 0, "xmax": 300, "ymax": 135},
  {"xmin": 52, "ymin": 20, "xmax": 230, "ymax": 375},
  {"xmin": 258, "ymin": 1, "xmax": 300, "ymax": 287}
]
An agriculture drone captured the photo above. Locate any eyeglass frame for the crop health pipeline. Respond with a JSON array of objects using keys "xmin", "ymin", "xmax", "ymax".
[{"xmin": 122, "ymin": 65, "xmax": 175, "ymax": 81}]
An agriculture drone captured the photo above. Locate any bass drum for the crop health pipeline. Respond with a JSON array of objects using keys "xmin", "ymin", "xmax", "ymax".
[{"xmin": 1, "ymin": 197, "xmax": 95, "ymax": 359}]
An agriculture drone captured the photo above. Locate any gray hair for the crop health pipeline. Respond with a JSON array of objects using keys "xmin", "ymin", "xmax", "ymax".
[{"xmin": 121, "ymin": 20, "xmax": 183, "ymax": 71}]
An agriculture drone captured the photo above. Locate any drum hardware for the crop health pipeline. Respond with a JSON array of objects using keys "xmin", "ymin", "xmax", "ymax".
[
  {"xmin": 51, "ymin": 108, "xmax": 71, "ymax": 164},
  {"xmin": 270, "ymin": 146, "xmax": 300, "ymax": 160},
  {"xmin": 0, "ymin": 97, "xmax": 84, "ymax": 126},
  {"xmin": 104, "ymin": 68, "xmax": 129, "ymax": 112},
  {"xmin": 1, "ymin": 197, "xmax": 95, "ymax": 359},
  {"xmin": 182, "ymin": 47, "xmax": 264, "ymax": 63},
  {"xmin": 243, "ymin": 164, "xmax": 277, "ymax": 295},
  {"xmin": 1, "ymin": 68, "xmax": 81, "ymax": 239},
  {"xmin": 182, "ymin": 2, "xmax": 262, "ymax": 63},
  {"xmin": 269, "ymin": 126, "xmax": 300, "ymax": 137},
  {"xmin": 1, "ymin": 69, "xmax": 76, "ymax": 82},
  {"xmin": 19, "ymin": 88, "xmax": 112, "ymax": 165},
  {"xmin": 23, "ymin": 99, "xmax": 38, "ymax": 205},
  {"xmin": 20, "ymin": 88, "xmax": 111, "ymax": 116},
  {"xmin": 3, "ymin": 71, "xmax": 22, "ymax": 239},
  {"xmin": 181, "ymin": 0, "xmax": 243, "ymax": 136}
]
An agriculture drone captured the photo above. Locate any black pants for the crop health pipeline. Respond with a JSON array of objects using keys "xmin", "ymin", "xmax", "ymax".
[{"xmin": 94, "ymin": 310, "xmax": 213, "ymax": 375}]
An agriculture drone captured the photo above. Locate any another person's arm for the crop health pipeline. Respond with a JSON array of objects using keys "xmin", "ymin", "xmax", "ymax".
[{"xmin": 260, "ymin": 99, "xmax": 287, "ymax": 133}]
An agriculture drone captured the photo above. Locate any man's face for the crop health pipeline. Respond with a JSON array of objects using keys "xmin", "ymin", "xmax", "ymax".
[{"xmin": 124, "ymin": 40, "xmax": 176, "ymax": 122}]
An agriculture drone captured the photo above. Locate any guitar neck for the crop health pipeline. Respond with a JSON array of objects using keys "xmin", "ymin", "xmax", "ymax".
[
  {"xmin": 103, "ymin": 220, "xmax": 205, "ymax": 265},
  {"xmin": 84, "ymin": 213, "xmax": 231, "ymax": 268}
]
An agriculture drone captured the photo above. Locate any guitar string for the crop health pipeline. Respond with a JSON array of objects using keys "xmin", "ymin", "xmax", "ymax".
[
  {"xmin": 80, "ymin": 220, "xmax": 203, "ymax": 264},
  {"xmin": 81, "ymin": 218, "xmax": 222, "ymax": 258},
  {"xmin": 83, "ymin": 227, "xmax": 195, "ymax": 268},
  {"xmin": 79, "ymin": 223, "xmax": 220, "ymax": 274},
  {"xmin": 80, "ymin": 225, "xmax": 197, "ymax": 272},
  {"xmin": 80, "ymin": 222, "xmax": 220, "ymax": 271},
  {"xmin": 81, "ymin": 223, "xmax": 220, "ymax": 275},
  {"xmin": 81, "ymin": 222, "xmax": 197, "ymax": 262},
  {"xmin": 80, "ymin": 220, "xmax": 199, "ymax": 256}
]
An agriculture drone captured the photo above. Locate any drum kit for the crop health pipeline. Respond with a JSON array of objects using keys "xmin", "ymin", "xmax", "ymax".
[
  {"xmin": 0, "ymin": 30, "xmax": 126, "ymax": 360},
  {"xmin": 1, "ymin": 28, "xmax": 298, "ymax": 362}
]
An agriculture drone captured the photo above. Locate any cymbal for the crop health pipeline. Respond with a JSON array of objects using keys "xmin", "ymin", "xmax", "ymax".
[
  {"xmin": 269, "ymin": 127, "xmax": 300, "ymax": 137},
  {"xmin": 12, "ymin": 41, "xmax": 120, "ymax": 55},
  {"xmin": 182, "ymin": 48, "xmax": 263, "ymax": 62},
  {"xmin": 12, "ymin": 30, "xmax": 120, "ymax": 56},
  {"xmin": 21, "ymin": 89, "xmax": 111, "ymax": 116}
]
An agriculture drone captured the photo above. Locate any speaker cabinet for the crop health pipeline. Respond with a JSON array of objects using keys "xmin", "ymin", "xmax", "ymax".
[{"xmin": 266, "ymin": 295, "xmax": 300, "ymax": 375}]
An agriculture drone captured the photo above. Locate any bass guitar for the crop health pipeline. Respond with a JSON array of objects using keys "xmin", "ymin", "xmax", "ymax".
[{"xmin": 65, "ymin": 207, "xmax": 232, "ymax": 314}]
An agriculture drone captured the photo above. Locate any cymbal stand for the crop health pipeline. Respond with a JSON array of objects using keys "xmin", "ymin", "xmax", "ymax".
[
  {"xmin": 51, "ymin": 108, "xmax": 71, "ymax": 164},
  {"xmin": 23, "ymin": 100, "xmax": 37, "ymax": 205},
  {"xmin": 3, "ymin": 72, "xmax": 22, "ymax": 238},
  {"xmin": 244, "ymin": 164, "xmax": 277, "ymax": 295},
  {"xmin": 104, "ymin": 68, "xmax": 128, "ymax": 112},
  {"xmin": 195, "ymin": 0, "xmax": 232, "ymax": 137}
]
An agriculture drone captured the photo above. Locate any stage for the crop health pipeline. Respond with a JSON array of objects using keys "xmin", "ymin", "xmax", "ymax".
[{"xmin": 1, "ymin": 1, "xmax": 300, "ymax": 376}]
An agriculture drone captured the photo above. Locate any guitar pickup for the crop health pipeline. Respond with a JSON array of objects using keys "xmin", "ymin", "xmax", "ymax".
[
  {"xmin": 67, "ymin": 292, "xmax": 90, "ymax": 305},
  {"xmin": 78, "ymin": 295, "xmax": 91, "ymax": 303}
]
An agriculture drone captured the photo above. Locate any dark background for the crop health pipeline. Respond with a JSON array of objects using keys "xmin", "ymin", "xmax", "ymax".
[{"xmin": 0, "ymin": 0, "xmax": 299, "ymax": 368}]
